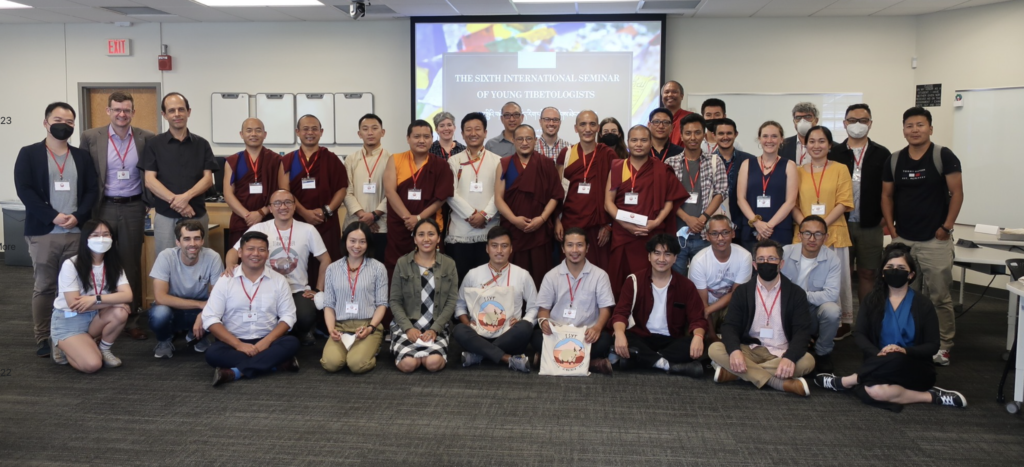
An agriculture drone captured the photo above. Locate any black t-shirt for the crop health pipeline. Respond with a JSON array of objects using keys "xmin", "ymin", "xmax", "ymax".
[
  {"xmin": 139, "ymin": 131, "xmax": 218, "ymax": 218},
  {"xmin": 882, "ymin": 143, "xmax": 961, "ymax": 241}
]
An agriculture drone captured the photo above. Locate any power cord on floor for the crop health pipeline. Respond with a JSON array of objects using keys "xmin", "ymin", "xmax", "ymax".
[{"xmin": 956, "ymin": 275, "xmax": 996, "ymax": 319}]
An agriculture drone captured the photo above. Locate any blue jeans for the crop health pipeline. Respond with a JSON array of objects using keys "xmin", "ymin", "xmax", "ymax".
[
  {"xmin": 672, "ymin": 234, "xmax": 710, "ymax": 276},
  {"xmin": 206, "ymin": 336, "xmax": 300, "ymax": 379},
  {"xmin": 149, "ymin": 304, "xmax": 202, "ymax": 342}
]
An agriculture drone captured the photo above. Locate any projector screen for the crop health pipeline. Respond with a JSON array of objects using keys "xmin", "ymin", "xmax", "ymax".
[{"xmin": 411, "ymin": 15, "xmax": 666, "ymax": 139}]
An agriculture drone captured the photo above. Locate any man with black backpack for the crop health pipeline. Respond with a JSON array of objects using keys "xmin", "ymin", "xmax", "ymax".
[{"xmin": 881, "ymin": 106, "xmax": 964, "ymax": 366}]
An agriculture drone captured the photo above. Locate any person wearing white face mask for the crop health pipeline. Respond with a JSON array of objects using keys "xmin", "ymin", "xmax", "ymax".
[
  {"xmin": 49, "ymin": 219, "xmax": 132, "ymax": 372},
  {"xmin": 831, "ymin": 104, "xmax": 892, "ymax": 340},
  {"xmin": 780, "ymin": 102, "xmax": 837, "ymax": 166}
]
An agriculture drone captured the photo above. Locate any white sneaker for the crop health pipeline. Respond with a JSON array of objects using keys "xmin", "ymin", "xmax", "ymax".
[
  {"xmin": 154, "ymin": 340, "xmax": 174, "ymax": 359},
  {"xmin": 933, "ymin": 349, "xmax": 950, "ymax": 366},
  {"xmin": 100, "ymin": 349, "xmax": 122, "ymax": 368}
]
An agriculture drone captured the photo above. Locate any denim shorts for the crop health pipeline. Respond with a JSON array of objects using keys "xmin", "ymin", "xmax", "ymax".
[{"xmin": 50, "ymin": 309, "xmax": 98, "ymax": 343}]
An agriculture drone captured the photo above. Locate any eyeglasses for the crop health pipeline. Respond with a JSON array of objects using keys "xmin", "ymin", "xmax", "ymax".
[
  {"xmin": 271, "ymin": 200, "xmax": 295, "ymax": 207},
  {"xmin": 108, "ymin": 108, "xmax": 133, "ymax": 115},
  {"xmin": 793, "ymin": 115, "xmax": 815, "ymax": 122},
  {"xmin": 845, "ymin": 118, "xmax": 871, "ymax": 125},
  {"xmin": 514, "ymin": 137, "xmax": 535, "ymax": 143},
  {"xmin": 540, "ymin": 117, "xmax": 561, "ymax": 123},
  {"xmin": 650, "ymin": 119, "xmax": 672, "ymax": 127},
  {"xmin": 799, "ymin": 231, "xmax": 826, "ymax": 240},
  {"xmin": 706, "ymin": 230, "xmax": 733, "ymax": 239},
  {"xmin": 755, "ymin": 257, "xmax": 780, "ymax": 264},
  {"xmin": 502, "ymin": 113, "xmax": 522, "ymax": 119}
]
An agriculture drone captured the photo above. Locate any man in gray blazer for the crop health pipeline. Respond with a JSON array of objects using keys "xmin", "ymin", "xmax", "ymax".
[{"xmin": 79, "ymin": 91, "xmax": 156, "ymax": 340}]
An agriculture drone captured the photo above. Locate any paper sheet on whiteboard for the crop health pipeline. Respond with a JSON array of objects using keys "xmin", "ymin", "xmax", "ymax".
[
  {"xmin": 256, "ymin": 93, "xmax": 295, "ymax": 145},
  {"xmin": 211, "ymin": 93, "xmax": 250, "ymax": 144},
  {"xmin": 335, "ymin": 93, "xmax": 374, "ymax": 145}
]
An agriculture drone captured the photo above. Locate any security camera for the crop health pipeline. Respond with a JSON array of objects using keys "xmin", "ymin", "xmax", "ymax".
[{"xmin": 350, "ymin": 1, "xmax": 366, "ymax": 20}]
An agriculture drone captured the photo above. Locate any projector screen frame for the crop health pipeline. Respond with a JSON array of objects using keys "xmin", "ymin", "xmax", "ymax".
[{"xmin": 409, "ymin": 14, "xmax": 668, "ymax": 123}]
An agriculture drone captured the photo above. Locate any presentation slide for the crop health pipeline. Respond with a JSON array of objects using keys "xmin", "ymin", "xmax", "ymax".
[{"xmin": 413, "ymin": 17, "xmax": 665, "ymax": 138}]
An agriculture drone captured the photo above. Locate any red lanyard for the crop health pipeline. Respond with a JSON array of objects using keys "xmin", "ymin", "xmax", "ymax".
[
  {"xmin": 346, "ymin": 258, "xmax": 364, "ymax": 300},
  {"xmin": 626, "ymin": 160, "xmax": 641, "ymax": 192},
  {"xmin": 91, "ymin": 265, "xmax": 105, "ymax": 295},
  {"xmin": 243, "ymin": 150, "xmax": 260, "ymax": 182},
  {"xmin": 799, "ymin": 146, "xmax": 808, "ymax": 166},
  {"xmin": 275, "ymin": 221, "xmax": 293, "ymax": 256},
  {"xmin": 363, "ymin": 147, "xmax": 383, "ymax": 179},
  {"xmin": 578, "ymin": 145, "xmax": 597, "ymax": 182},
  {"xmin": 297, "ymin": 148, "xmax": 318, "ymax": 177},
  {"xmin": 566, "ymin": 273, "xmax": 584, "ymax": 306},
  {"xmin": 707, "ymin": 142, "xmax": 718, "ymax": 154},
  {"xmin": 684, "ymin": 156, "xmax": 700, "ymax": 191},
  {"xmin": 650, "ymin": 147, "xmax": 659, "ymax": 160},
  {"xmin": 408, "ymin": 155, "xmax": 426, "ymax": 188},
  {"xmin": 756, "ymin": 284, "xmax": 781, "ymax": 325},
  {"xmin": 489, "ymin": 264, "xmax": 510, "ymax": 287},
  {"xmin": 240, "ymin": 276, "xmax": 264, "ymax": 310},
  {"xmin": 809, "ymin": 161, "xmax": 828, "ymax": 203},
  {"xmin": 47, "ymin": 146, "xmax": 70, "ymax": 180},
  {"xmin": 467, "ymin": 150, "xmax": 486, "ymax": 182},
  {"xmin": 759, "ymin": 157, "xmax": 779, "ymax": 195},
  {"xmin": 108, "ymin": 131, "xmax": 133, "ymax": 169},
  {"xmin": 849, "ymin": 143, "xmax": 866, "ymax": 168}
]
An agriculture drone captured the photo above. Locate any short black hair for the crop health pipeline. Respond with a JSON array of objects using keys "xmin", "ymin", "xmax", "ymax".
[
  {"xmin": 903, "ymin": 106, "xmax": 932, "ymax": 125},
  {"xmin": 296, "ymin": 114, "xmax": 321, "ymax": 129},
  {"xmin": 462, "ymin": 112, "xmax": 487, "ymax": 132},
  {"xmin": 701, "ymin": 98, "xmax": 726, "ymax": 114},
  {"xmin": 806, "ymin": 126, "xmax": 834, "ymax": 146},
  {"xmin": 240, "ymin": 231, "xmax": 269, "ymax": 249},
  {"xmin": 799, "ymin": 215, "xmax": 828, "ymax": 233},
  {"xmin": 715, "ymin": 118, "xmax": 737, "ymax": 133},
  {"xmin": 359, "ymin": 113, "xmax": 382, "ymax": 128},
  {"xmin": 680, "ymin": 113, "xmax": 706, "ymax": 132},
  {"xmin": 486, "ymin": 225, "xmax": 511, "ymax": 242},
  {"xmin": 161, "ymin": 92, "xmax": 190, "ymax": 113},
  {"xmin": 646, "ymin": 233, "xmax": 681, "ymax": 255},
  {"xmin": 649, "ymin": 107, "xmax": 673, "ymax": 122},
  {"xmin": 754, "ymin": 238, "xmax": 784, "ymax": 259},
  {"xmin": 341, "ymin": 222, "xmax": 375, "ymax": 259},
  {"xmin": 846, "ymin": 103, "xmax": 872, "ymax": 117},
  {"xmin": 45, "ymin": 102, "xmax": 76, "ymax": 120},
  {"xmin": 562, "ymin": 227, "xmax": 588, "ymax": 246},
  {"xmin": 413, "ymin": 217, "xmax": 440, "ymax": 236},
  {"xmin": 407, "ymin": 119, "xmax": 433, "ymax": 137}
]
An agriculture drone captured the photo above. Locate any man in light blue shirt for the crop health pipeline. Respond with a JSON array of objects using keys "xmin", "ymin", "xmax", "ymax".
[{"xmin": 781, "ymin": 215, "xmax": 841, "ymax": 373}]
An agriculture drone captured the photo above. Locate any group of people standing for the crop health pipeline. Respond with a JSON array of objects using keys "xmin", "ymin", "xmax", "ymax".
[{"xmin": 16, "ymin": 83, "xmax": 967, "ymax": 410}]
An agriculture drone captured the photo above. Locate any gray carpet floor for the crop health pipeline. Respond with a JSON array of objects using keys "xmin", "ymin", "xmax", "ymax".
[{"xmin": 1, "ymin": 258, "xmax": 1023, "ymax": 466}]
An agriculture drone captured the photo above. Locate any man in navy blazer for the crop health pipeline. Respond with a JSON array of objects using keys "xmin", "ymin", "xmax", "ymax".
[
  {"xmin": 14, "ymin": 102, "xmax": 100, "ymax": 358},
  {"xmin": 80, "ymin": 91, "xmax": 156, "ymax": 341}
]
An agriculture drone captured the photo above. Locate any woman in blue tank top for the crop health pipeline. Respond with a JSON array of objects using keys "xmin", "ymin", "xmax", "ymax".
[{"xmin": 736, "ymin": 121, "xmax": 799, "ymax": 251}]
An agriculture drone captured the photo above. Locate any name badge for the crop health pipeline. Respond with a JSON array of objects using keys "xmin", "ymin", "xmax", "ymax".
[
  {"xmin": 362, "ymin": 182, "xmax": 377, "ymax": 194},
  {"xmin": 759, "ymin": 327, "xmax": 774, "ymax": 339},
  {"xmin": 810, "ymin": 204, "xmax": 826, "ymax": 215},
  {"xmin": 562, "ymin": 304, "xmax": 578, "ymax": 319},
  {"xmin": 243, "ymin": 310, "xmax": 258, "ymax": 322},
  {"xmin": 249, "ymin": 183, "xmax": 263, "ymax": 194},
  {"xmin": 685, "ymin": 194, "xmax": 699, "ymax": 204},
  {"xmin": 577, "ymin": 182, "xmax": 591, "ymax": 194},
  {"xmin": 408, "ymin": 188, "xmax": 422, "ymax": 200},
  {"xmin": 469, "ymin": 182, "xmax": 483, "ymax": 193},
  {"xmin": 345, "ymin": 301, "xmax": 359, "ymax": 314},
  {"xmin": 64, "ymin": 310, "xmax": 76, "ymax": 318},
  {"xmin": 852, "ymin": 166, "xmax": 862, "ymax": 182},
  {"xmin": 54, "ymin": 180, "xmax": 71, "ymax": 191},
  {"xmin": 624, "ymin": 192, "xmax": 639, "ymax": 205},
  {"xmin": 756, "ymin": 195, "xmax": 771, "ymax": 208},
  {"xmin": 116, "ymin": 170, "xmax": 130, "ymax": 180},
  {"xmin": 301, "ymin": 177, "xmax": 316, "ymax": 190}
]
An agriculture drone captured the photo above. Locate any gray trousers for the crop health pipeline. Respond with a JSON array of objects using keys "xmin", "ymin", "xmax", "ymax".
[
  {"xmin": 809, "ymin": 301, "xmax": 842, "ymax": 355},
  {"xmin": 26, "ymin": 233, "xmax": 79, "ymax": 344},
  {"xmin": 97, "ymin": 200, "xmax": 146, "ymax": 320}
]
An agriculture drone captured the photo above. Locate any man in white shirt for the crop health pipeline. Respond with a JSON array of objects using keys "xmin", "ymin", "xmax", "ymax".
[
  {"xmin": 533, "ymin": 227, "xmax": 616, "ymax": 374},
  {"xmin": 780, "ymin": 215, "xmax": 842, "ymax": 373},
  {"xmin": 203, "ymin": 231, "xmax": 299, "ymax": 386},
  {"xmin": 688, "ymin": 215, "xmax": 752, "ymax": 335},
  {"xmin": 225, "ymin": 190, "xmax": 329, "ymax": 346},
  {"xmin": 453, "ymin": 226, "xmax": 537, "ymax": 373},
  {"xmin": 344, "ymin": 113, "xmax": 390, "ymax": 264},
  {"xmin": 446, "ymin": 112, "xmax": 500, "ymax": 285}
]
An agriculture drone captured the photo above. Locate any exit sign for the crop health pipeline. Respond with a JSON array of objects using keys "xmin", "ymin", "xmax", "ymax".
[{"xmin": 107, "ymin": 39, "xmax": 131, "ymax": 56}]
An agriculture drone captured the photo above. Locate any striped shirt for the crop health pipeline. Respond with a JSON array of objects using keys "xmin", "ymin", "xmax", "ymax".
[
  {"xmin": 323, "ymin": 257, "xmax": 389, "ymax": 321},
  {"xmin": 535, "ymin": 137, "xmax": 569, "ymax": 160}
]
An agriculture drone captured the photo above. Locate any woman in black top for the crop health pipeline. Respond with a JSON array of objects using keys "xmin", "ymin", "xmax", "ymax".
[{"xmin": 814, "ymin": 243, "xmax": 966, "ymax": 411}]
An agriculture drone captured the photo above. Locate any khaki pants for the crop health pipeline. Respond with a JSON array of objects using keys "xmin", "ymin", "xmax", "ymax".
[
  {"xmin": 708, "ymin": 342, "xmax": 816, "ymax": 388},
  {"xmin": 321, "ymin": 319, "xmax": 383, "ymax": 374},
  {"xmin": 895, "ymin": 237, "xmax": 955, "ymax": 350},
  {"xmin": 26, "ymin": 233, "xmax": 79, "ymax": 344}
]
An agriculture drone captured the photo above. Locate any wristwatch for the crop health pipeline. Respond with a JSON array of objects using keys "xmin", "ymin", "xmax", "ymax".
[
  {"xmin": 373, "ymin": 211, "xmax": 382, "ymax": 222},
  {"xmin": 940, "ymin": 225, "xmax": 953, "ymax": 234},
  {"xmin": 322, "ymin": 205, "xmax": 334, "ymax": 218},
  {"xmin": 95, "ymin": 294, "xmax": 103, "ymax": 305}
]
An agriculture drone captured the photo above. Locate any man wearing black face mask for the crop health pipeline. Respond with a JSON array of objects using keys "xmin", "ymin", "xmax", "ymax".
[
  {"xmin": 15, "ymin": 102, "xmax": 100, "ymax": 358},
  {"xmin": 708, "ymin": 239, "xmax": 816, "ymax": 396}
]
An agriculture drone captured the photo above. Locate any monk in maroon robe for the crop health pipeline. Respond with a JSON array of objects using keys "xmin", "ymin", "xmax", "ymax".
[
  {"xmin": 496, "ymin": 125, "xmax": 564, "ymax": 289},
  {"xmin": 604, "ymin": 125, "xmax": 689, "ymax": 299},
  {"xmin": 383, "ymin": 121, "xmax": 455, "ymax": 280},
  {"xmin": 223, "ymin": 119, "xmax": 281, "ymax": 246},
  {"xmin": 556, "ymin": 110, "xmax": 616, "ymax": 270},
  {"xmin": 280, "ymin": 115, "xmax": 349, "ymax": 284}
]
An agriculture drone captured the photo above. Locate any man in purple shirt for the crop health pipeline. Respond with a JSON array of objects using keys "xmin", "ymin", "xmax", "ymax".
[{"xmin": 80, "ymin": 91, "xmax": 156, "ymax": 340}]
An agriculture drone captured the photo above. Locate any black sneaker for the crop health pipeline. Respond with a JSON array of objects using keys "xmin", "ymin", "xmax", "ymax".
[
  {"xmin": 36, "ymin": 340, "xmax": 51, "ymax": 358},
  {"xmin": 616, "ymin": 348, "xmax": 640, "ymax": 371},
  {"xmin": 929, "ymin": 387, "xmax": 967, "ymax": 408},
  {"xmin": 813, "ymin": 352, "xmax": 834, "ymax": 374},
  {"xmin": 814, "ymin": 373, "xmax": 847, "ymax": 392},
  {"xmin": 668, "ymin": 361, "xmax": 705, "ymax": 379}
]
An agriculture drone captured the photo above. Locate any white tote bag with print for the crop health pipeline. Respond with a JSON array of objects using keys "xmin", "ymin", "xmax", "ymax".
[
  {"xmin": 538, "ymin": 324, "xmax": 592, "ymax": 377},
  {"xmin": 464, "ymin": 285, "xmax": 517, "ymax": 339}
]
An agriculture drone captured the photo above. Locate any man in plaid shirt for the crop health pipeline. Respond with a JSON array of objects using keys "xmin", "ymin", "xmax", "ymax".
[
  {"xmin": 535, "ymin": 107, "xmax": 569, "ymax": 160},
  {"xmin": 664, "ymin": 114, "xmax": 727, "ymax": 276}
]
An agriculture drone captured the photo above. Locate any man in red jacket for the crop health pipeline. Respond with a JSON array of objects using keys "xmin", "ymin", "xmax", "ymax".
[{"xmin": 609, "ymin": 233, "xmax": 709, "ymax": 378}]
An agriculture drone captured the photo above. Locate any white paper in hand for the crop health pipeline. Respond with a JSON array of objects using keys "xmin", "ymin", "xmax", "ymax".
[
  {"xmin": 341, "ymin": 333, "xmax": 356, "ymax": 351},
  {"xmin": 415, "ymin": 337, "xmax": 434, "ymax": 348}
]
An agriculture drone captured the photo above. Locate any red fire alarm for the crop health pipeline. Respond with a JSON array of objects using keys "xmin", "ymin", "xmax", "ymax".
[{"xmin": 158, "ymin": 44, "xmax": 172, "ymax": 71}]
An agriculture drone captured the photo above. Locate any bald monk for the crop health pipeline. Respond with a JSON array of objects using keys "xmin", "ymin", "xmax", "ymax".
[
  {"xmin": 382, "ymin": 120, "xmax": 455, "ymax": 278},
  {"xmin": 555, "ymin": 110, "xmax": 616, "ymax": 270},
  {"xmin": 279, "ymin": 114, "xmax": 348, "ymax": 285},
  {"xmin": 604, "ymin": 125, "xmax": 689, "ymax": 298},
  {"xmin": 495, "ymin": 124, "xmax": 564, "ymax": 289},
  {"xmin": 223, "ymin": 118, "xmax": 281, "ymax": 246}
]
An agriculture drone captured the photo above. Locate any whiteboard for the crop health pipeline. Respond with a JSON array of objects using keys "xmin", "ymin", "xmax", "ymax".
[
  {"xmin": 210, "ymin": 93, "xmax": 250, "ymax": 144},
  {"xmin": 256, "ymin": 93, "xmax": 296, "ymax": 146},
  {"xmin": 334, "ymin": 93, "xmax": 374, "ymax": 145},
  {"xmin": 296, "ymin": 93, "xmax": 335, "ymax": 145},
  {"xmin": 952, "ymin": 87, "xmax": 1024, "ymax": 228},
  {"xmin": 688, "ymin": 93, "xmax": 863, "ymax": 147}
]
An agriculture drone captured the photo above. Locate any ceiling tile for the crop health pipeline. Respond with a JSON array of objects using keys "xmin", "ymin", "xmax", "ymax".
[
  {"xmin": 211, "ymin": 6, "xmax": 302, "ymax": 21},
  {"xmin": 0, "ymin": 13, "xmax": 41, "ymax": 22},
  {"xmin": 65, "ymin": 0, "xmax": 144, "ymax": 6},
  {"xmin": 56, "ymin": 7, "xmax": 149, "ymax": 21},
  {"xmin": 155, "ymin": 5, "xmax": 246, "ymax": 21},
  {"xmin": 16, "ymin": 0, "xmax": 87, "ymax": 7},
  {"xmin": 386, "ymin": 4, "xmax": 460, "ymax": 16},
  {"xmin": 694, "ymin": 0, "xmax": 771, "ymax": 17},
  {"xmin": 578, "ymin": 2, "xmax": 639, "ymax": 14},
  {"xmin": 271, "ymin": 5, "xmax": 351, "ymax": 20},
  {"xmin": 1, "ymin": 8, "xmax": 94, "ymax": 21},
  {"xmin": 447, "ymin": 0, "xmax": 518, "ymax": 15},
  {"xmin": 514, "ymin": 3, "xmax": 578, "ymax": 15},
  {"xmin": 812, "ymin": 7, "xmax": 885, "ymax": 16}
]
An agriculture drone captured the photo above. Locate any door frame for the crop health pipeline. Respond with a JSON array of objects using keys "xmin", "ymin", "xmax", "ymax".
[{"xmin": 78, "ymin": 82, "xmax": 163, "ymax": 132}]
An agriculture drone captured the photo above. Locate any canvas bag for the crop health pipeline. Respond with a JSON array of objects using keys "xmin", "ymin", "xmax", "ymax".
[
  {"xmin": 539, "ymin": 324, "xmax": 592, "ymax": 377},
  {"xmin": 463, "ymin": 285, "xmax": 516, "ymax": 339}
]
